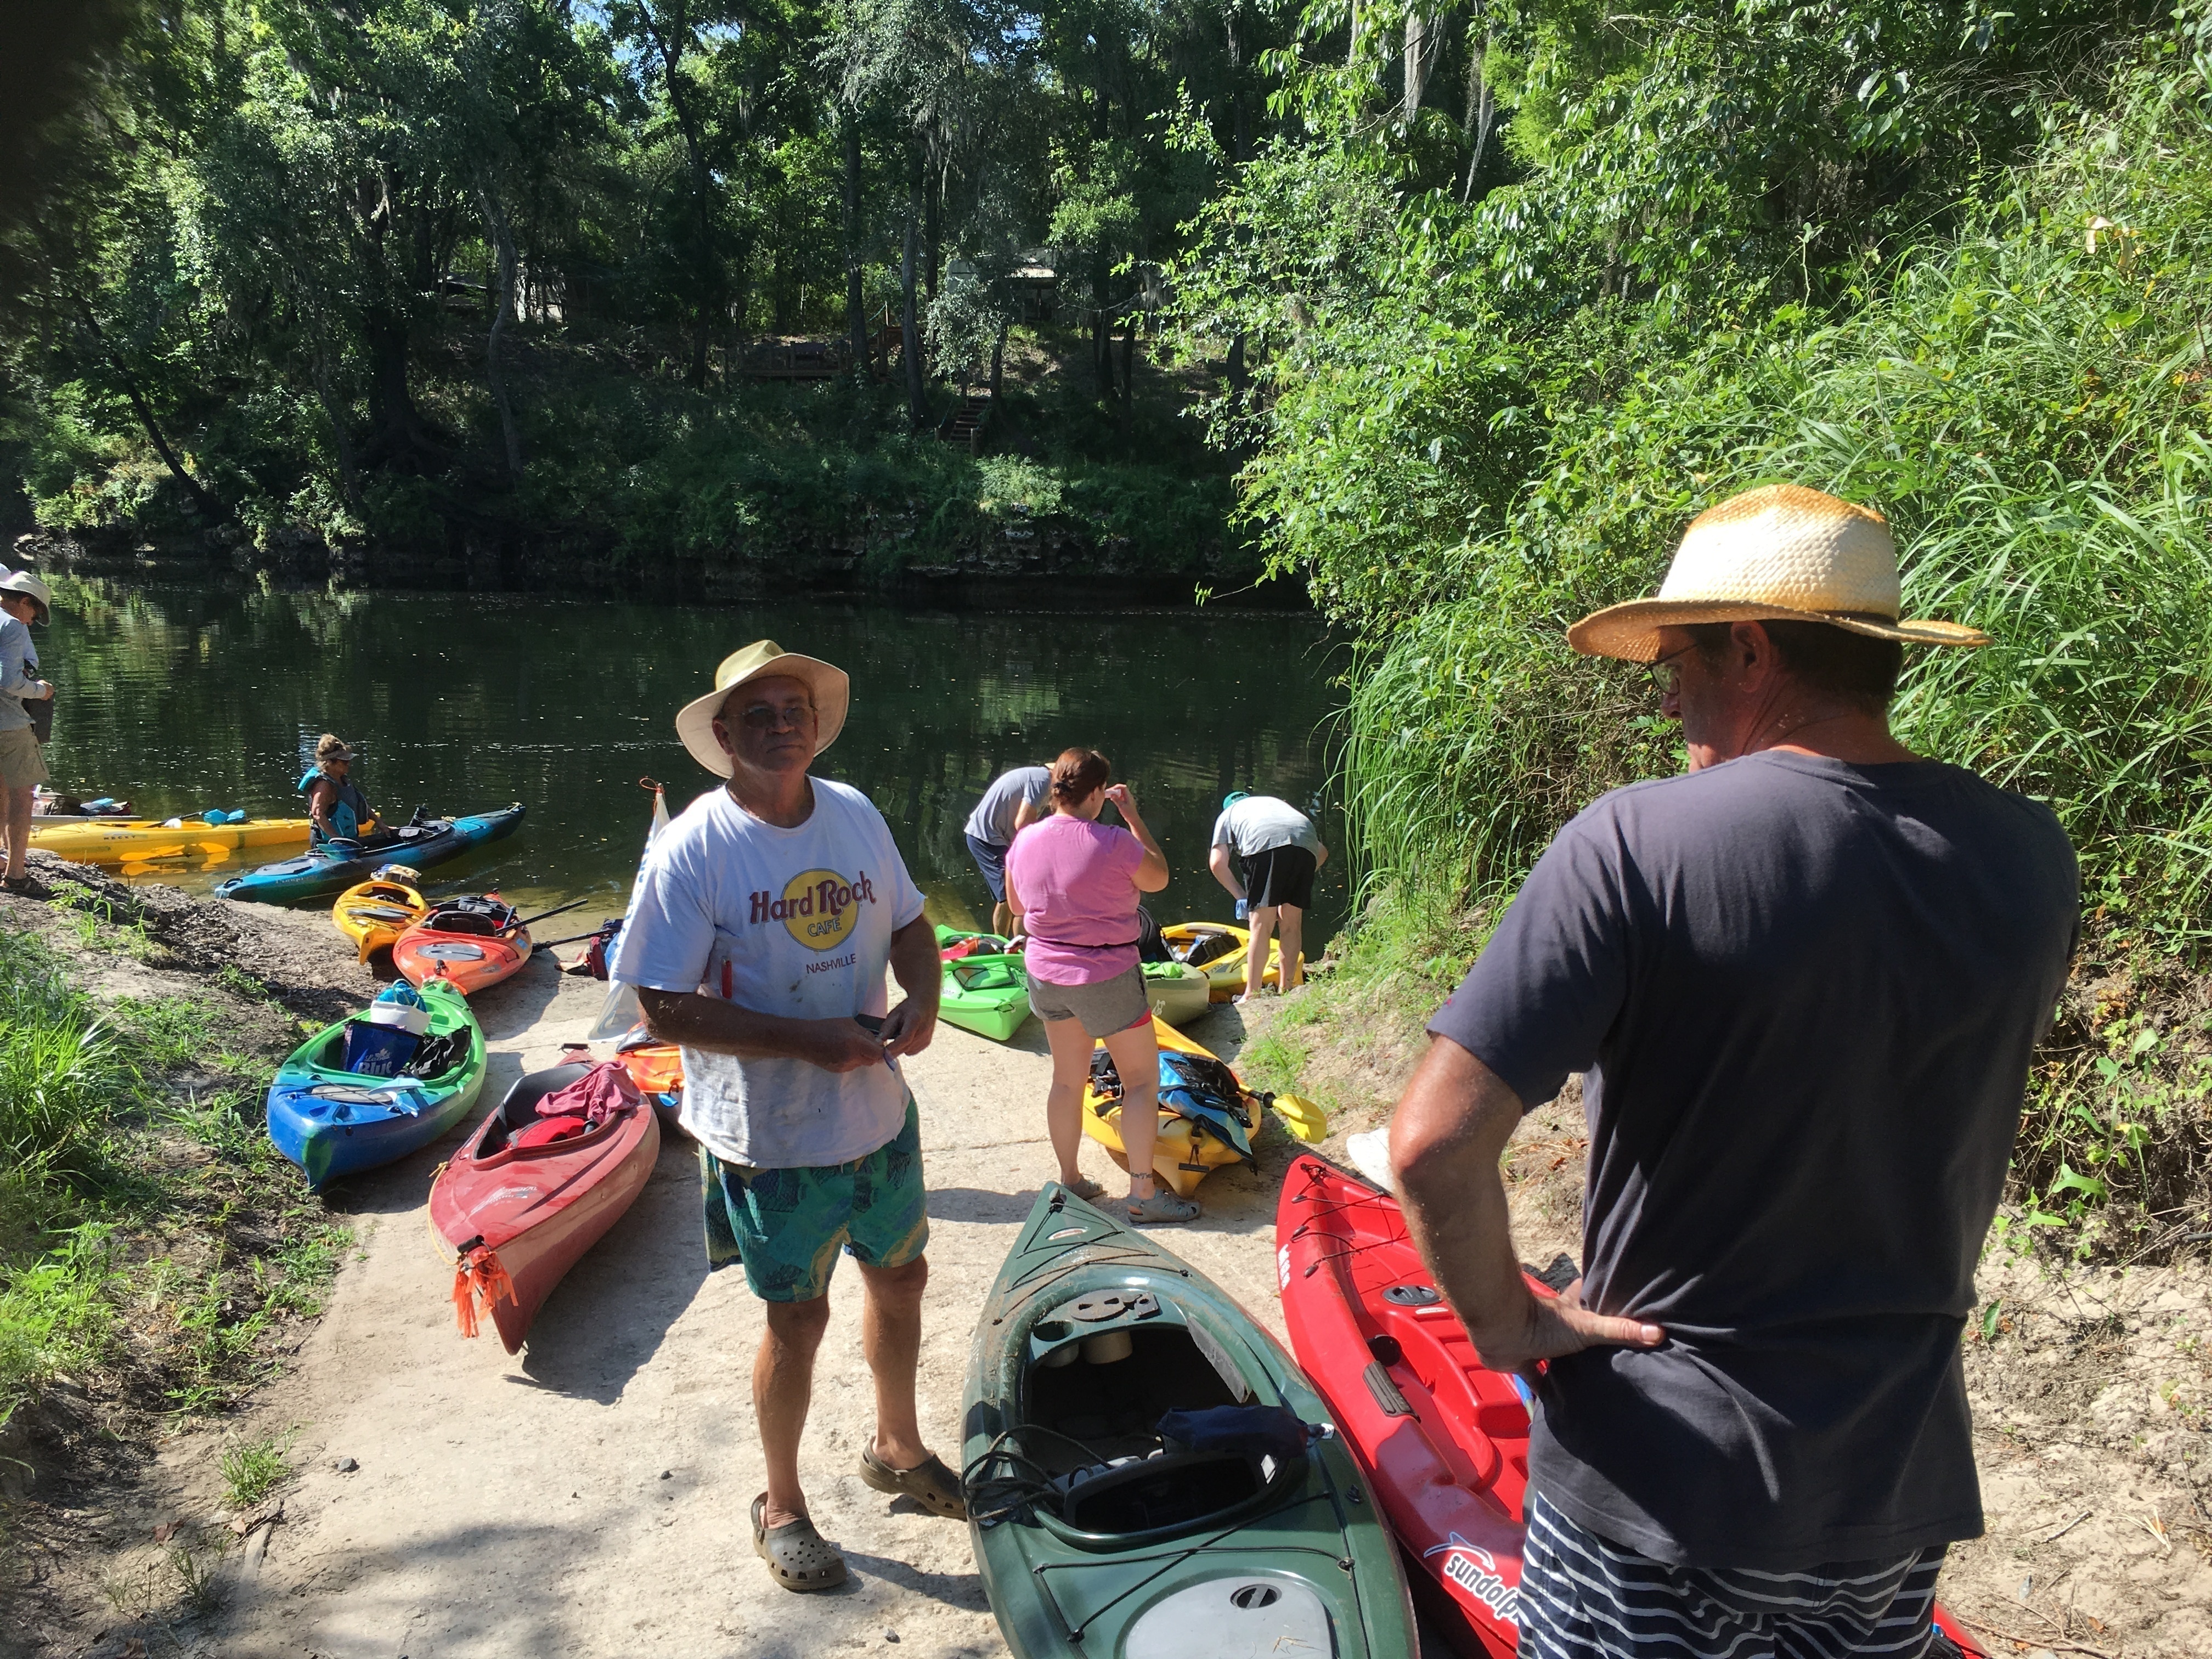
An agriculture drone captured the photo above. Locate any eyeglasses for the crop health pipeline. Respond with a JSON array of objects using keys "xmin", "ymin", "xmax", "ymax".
[
  {"xmin": 727, "ymin": 702, "xmax": 816, "ymax": 733},
  {"xmin": 1644, "ymin": 645, "xmax": 1699, "ymax": 695}
]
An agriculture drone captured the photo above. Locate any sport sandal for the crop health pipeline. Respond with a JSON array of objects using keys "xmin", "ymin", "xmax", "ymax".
[
  {"xmin": 857, "ymin": 1445, "xmax": 967, "ymax": 1519},
  {"xmin": 1128, "ymin": 1189, "xmax": 1201, "ymax": 1225},
  {"xmin": 751, "ymin": 1493, "xmax": 848, "ymax": 1592}
]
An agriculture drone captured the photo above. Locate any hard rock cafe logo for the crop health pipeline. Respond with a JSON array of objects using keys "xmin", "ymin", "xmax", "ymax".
[
  {"xmin": 750, "ymin": 868, "xmax": 877, "ymax": 951},
  {"xmin": 1421, "ymin": 1535, "xmax": 1521, "ymax": 1627}
]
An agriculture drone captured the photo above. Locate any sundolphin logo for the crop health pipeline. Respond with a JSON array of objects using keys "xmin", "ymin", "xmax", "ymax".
[{"xmin": 1420, "ymin": 1533, "xmax": 1520, "ymax": 1626}]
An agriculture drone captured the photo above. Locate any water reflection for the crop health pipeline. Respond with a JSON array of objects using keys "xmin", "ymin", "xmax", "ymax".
[{"xmin": 42, "ymin": 588, "xmax": 1349, "ymax": 945}]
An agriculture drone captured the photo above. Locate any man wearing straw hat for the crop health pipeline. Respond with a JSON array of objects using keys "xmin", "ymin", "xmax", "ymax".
[
  {"xmin": 0, "ymin": 569, "xmax": 57, "ymax": 895},
  {"xmin": 612, "ymin": 641, "xmax": 963, "ymax": 1595},
  {"xmin": 1389, "ymin": 487, "xmax": 2078, "ymax": 1656}
]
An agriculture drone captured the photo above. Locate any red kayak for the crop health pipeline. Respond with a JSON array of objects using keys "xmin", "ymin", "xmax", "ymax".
[
  {"xmin": 1276, "ymin": 1155, "xmax": 1989, "ymax": 1658},
  {"xmin": 393, "ymin": 894, "xmax": 532, "ymax": 997},
  {"xmin": 431, "ymin": 1060, "xmax": 661, "ymax": 1354}
]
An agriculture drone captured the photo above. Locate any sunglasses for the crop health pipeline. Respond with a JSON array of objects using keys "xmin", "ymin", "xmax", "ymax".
[
  {"xmin": 1644, "ymin": 644, "xmax": 1699, "ymax": 695},
  {"xmin": 725, "ymin": 702, "xmax": 816, "ymax": 733}
]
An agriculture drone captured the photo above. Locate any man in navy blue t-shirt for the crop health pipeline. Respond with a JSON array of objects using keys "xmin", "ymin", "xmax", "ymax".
[{"xmin": 1390, "ymin": 486, "xmax": 2078, "ymax": 1659}]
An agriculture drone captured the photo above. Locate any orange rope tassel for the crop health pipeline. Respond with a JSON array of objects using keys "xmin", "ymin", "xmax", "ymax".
[{"xmin": 450, "ymin": 1245, "xmax": 516, "ymax": 1339}]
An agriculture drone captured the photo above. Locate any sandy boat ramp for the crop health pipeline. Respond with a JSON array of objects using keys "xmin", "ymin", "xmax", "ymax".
[{"xmin": 169, "ymin": 957, "xmax": 1305, "ymax": 1659}]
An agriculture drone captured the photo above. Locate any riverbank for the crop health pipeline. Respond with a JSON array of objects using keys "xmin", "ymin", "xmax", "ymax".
[{"xmin": 9, "ymin": 869, "xmax": 2208, "ymax": 1657}]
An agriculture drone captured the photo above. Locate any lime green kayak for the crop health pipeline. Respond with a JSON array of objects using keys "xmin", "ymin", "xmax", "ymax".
[
  {"xmin": 936, "ymin": 926, "xmax": 1031, "ymax": 1042},
  {"xmin": 1142, "ymin": 960, "xmax": 1211, "ymax": 1027},
  {"xmin": 963, "ymin": 1184, "xmax": 1420, "ymax": 1659}
]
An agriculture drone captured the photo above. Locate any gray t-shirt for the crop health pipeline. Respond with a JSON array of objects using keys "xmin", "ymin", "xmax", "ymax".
[
  {"xmin": 964, "ymin": 765, "xmax": 1052, "ymax": 847},
  {"xmin": 1429, "ymin": 751, "xmax": 2078, "ymax": 1570},
  {"xmin": 1211, "ymin": 795, "xmax": 1320, "ymax": 857}
]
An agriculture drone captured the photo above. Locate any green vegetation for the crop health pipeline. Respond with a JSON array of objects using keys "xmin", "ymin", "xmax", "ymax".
[
  {"xmin": 218, "ymin": 1432, "xmax": 292, "ymax": 1511},
  {"xmin": 0, "ymin": 928, "xmax": 346, "ymax": 1442},
  {"xmin": 0, "ymin": 1, "xmax": 1269, "ymax": 583},
  {"xmin": 1164, "ymin": 0, "xmax": 2212, "ymax": 1252}
]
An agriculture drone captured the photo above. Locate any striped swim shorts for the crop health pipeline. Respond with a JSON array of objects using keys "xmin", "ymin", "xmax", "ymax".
[{"xmin": 1519, "ymin": 1491, "xmax": 1959, "ymax": 1659}]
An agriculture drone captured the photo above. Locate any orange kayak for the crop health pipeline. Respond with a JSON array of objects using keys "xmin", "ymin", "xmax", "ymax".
[{"xmin": 392, "ymin": 894, "xmax": 532, "ymax": 997}]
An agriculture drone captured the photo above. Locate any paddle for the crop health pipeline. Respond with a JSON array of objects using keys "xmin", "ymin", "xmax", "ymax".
[
  {"xmin": 511, "ymin": 896, "xmax": 594, "ymax": 930},
  {"xmin": 533, "ymin": 922, "xmax": 616, "ymax": 950}
]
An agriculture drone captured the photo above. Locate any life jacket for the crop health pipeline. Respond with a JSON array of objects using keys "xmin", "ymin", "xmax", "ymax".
[{"xmin": 300, "ymin": 766, "xmax": 370, "ymax": 841}]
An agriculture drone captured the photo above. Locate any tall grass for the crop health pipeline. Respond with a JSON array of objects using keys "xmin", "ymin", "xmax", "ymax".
[
  {"xmin": 1342, "ymin": 62, "xmax": 2212, "ymax": 941},
  {"xmin": 0, "ymin": 931, "xmax": 132, "ymax": 1189}
]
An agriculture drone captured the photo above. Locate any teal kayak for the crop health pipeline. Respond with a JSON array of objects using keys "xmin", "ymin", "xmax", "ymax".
[
  {"xmin": 216, "ymin": 804, "xmax": 525, "ymax": 905},
  {"xmin": 962, "ymin": 1184, "xmax": 1419, "ymax": 1659}
]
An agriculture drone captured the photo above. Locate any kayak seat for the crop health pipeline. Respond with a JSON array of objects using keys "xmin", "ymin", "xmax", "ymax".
[
  {"xmin": 425, "ymin": 910, "xmax": 501, "ymax": 936},
  {"xmin": 1059, "ymin": 1448, "xmax": 1271, "ymax": 1536},
  {"xmin": 478, "ymin": 1061, "xmax": 594, "ymax": 1156}
]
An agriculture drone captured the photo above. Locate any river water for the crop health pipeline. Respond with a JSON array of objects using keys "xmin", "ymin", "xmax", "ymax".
[{"xmin": 40, "ymin": 585, "xmax": 1348, "ymax": 945}]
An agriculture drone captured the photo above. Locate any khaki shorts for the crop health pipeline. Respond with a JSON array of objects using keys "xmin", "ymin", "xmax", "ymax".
[{"xmin": 0, "ymin": 724, "xmax": 47, "ymax": 789}]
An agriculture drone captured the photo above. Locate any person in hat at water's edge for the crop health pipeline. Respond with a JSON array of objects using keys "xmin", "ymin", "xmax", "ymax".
[
  {"xmin": 1387, "ymin": 486, "xmax": 2079, "ymax": 1657},
  {"xmin": 611, "ymin": 640, "xmax": 962, "ymax": 1593},
  {"xmin": 0, "ymin": 569, "xmax": 57, "ymax": 894},
  {"xmin": 302, "ymin": 733, "xmax": 376, "ymax": 845}
]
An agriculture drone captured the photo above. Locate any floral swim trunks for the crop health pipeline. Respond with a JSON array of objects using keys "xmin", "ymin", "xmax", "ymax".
[{"xmin": 699, "ymin": 1096, "xmax": 928, "ymax": 1302}]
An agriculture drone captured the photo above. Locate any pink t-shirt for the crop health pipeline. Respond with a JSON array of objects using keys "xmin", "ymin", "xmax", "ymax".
[{"xmin": 1005, "ymin": 813, "xmax": 1146, "ymax": 985}]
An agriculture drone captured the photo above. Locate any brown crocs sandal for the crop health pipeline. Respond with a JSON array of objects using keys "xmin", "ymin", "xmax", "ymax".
[
  {"xmin": 751, "ymin": 1493, "xmax": 848, "ymax": 1592},
  {"xmin": 857, "ymin": 1446, "xmax": 968, "ymax": 1519},
  {"xmin": 1063, "ymin": 1175, "xmax": 1108, "ymax": 1202}
]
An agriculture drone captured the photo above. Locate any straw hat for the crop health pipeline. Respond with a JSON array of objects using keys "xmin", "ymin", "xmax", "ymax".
[
  {"xmin": 675, "ymin": 640, "xmax": 850, "ymax": 778},
  {"xmin": 0, "ymin": 569, "xmax": 53, "ymax": 625},
  {"xmin": 1567, "ymin": 484, "xmax": 1990, "ymax": 662}
]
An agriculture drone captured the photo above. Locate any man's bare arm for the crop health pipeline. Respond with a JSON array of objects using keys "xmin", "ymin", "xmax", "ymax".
[
  {"xmin": 880, "ymin": 913, "xmax": 941, "ymax": 1058},
  {"xmin": 1390, "ymin": 1034, "xmax": 1662, "ymax": 1373},
  {"xmin": 636, "ymin": 986, "xmax": 885, "ymax": 1073}
]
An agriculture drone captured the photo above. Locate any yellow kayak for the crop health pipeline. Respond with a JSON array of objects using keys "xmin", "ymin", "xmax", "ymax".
[
  {"xmin": 1159, "ymin": 921, "xmax": 1291, "ymax": 1002},
  {"xmin": 1082, "ymin": 1017, "xmax": 1263, "ymax": 1198},
  {"xmin": 29, "ymin": 816, "xmax": 315, "ymax": 865},
  {"xmin": 332, "ymin": 870, "xmax": 428, "ymax": 961}
]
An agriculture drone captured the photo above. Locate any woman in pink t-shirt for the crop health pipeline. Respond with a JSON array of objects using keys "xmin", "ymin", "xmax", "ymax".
[{"xmin": 1003, "ymin": 748, "xmax": 1195, "ymax": 1223}]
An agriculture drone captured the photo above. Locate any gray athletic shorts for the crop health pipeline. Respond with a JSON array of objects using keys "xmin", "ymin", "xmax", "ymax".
[{"xmin": 1028, "ymin": 963, "xmax": 1150, "ymax": 1039}]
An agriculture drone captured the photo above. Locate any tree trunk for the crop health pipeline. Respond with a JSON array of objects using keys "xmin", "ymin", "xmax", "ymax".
[
  {"xmin": 309, "ymin": 335, "xmax": 359, "ymax": 508},
  {"xmin": 362, "ymin": 300, "xmax": 427, "ymax": 468},
  {"xmin": 71, "ymin": 297, "xmax": 223, "ymax": 520},
  {"xmin": 1226, "ymin": 331, "xmax": 1249, "ymax": 420},
  {"xmin": 1091, "ymin": 250, "xmax": 1115, "ymax": 400},
  {"xmin": 1226, "ymin": 7, "xmax": 1250, "ymax": 162},
  {"xmin": 1405, "ymin": 10, "xmax": 1429, "ymax": 115},
  {"xmin": 1462, "ymin": 32, "xmax": 1496, "ymax": 201},
  {"xmin": 476, "ymin": 175, "xmax": 524, "ymax": 482},
  {"xmin": 900, "ymin": 172, "xmax": 926, "ymax": 428},
  {"xmin": 1118, "ymin": 307, "xmax": 1136, "ymax": 420},
  {"xmin": 989, "ymin": 317, "xmax": 1007, "ymax": 402},
  {"xmin": 924, "ymin": 161, "xmax": 941, "ymax": 303},
  {"xmin": 640, "ymin": 2, "xmax": 714, "ymax": 388},
  {"xmin": 844, "ymin": 109, "xmax": 866, "ymax": 375}
]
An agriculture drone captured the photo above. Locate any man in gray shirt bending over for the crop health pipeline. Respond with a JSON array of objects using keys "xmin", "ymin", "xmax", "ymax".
[
  {"xmin": 964, "ymin": 764, "xmax": 1051, "ymax": 940},
  {"xmin": 1390, "ymin": 486, "xmax": 2078, "ymax": 1658}
]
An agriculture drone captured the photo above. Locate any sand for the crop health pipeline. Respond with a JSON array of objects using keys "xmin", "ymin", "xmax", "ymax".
[{"xmin": 160, "ymin": 964, "xmax": 1300, "ymax": 1659}]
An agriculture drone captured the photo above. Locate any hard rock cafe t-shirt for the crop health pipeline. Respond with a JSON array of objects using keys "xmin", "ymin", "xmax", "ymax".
[{"xmin": 611, "ymin": 777, "xmax": 926, "ymax": 1169}]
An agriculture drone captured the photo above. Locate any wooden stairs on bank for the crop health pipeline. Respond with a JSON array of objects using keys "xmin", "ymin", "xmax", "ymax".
[{"xmin": 938, "ymin": 391, "xmax": 993, "ymax": 455}]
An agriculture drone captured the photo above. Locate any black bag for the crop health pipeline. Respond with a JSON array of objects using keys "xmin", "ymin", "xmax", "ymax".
[
  {"xmin": 1135, "ymin": 906, "xmax": 1171, "ymax": 964},
  {"xmin": 21, "ymin": 691, "xmax": 52, "ymax": 744}
]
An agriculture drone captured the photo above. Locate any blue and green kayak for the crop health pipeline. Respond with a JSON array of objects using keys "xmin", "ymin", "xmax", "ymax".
[
  {"xmin": 266, "ymin": 979, "xmax": 487, "ymax": 1190},
  {"xmin": 216, "ymin": 804, "xmax": 525, "ymax": 905}
]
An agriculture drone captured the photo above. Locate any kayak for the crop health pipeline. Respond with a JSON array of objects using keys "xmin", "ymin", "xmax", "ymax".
[
  {"xmin": 216, "ymin": 804, "xmax": 525, "ymax": 905},
  {"xmin": 963, "ymin": 1182, "xmax": 1419, "ymax": 1659},
  {"xmin": 392, "ymin": 894, "xmax": 532, "ymax": 997},
  {"xmin": 430, "ymin": 1059, "xmax": 661, "ymax": 1353},
  {"xmin": 266, "ymin": 979, "xmax": 487, "ymax": 1192},
  {"xmin": 936, "ymin": 927, "xmax": 1031, "ymax": 1041},
  {"xmin": 31, "ymin": 816, "xmax": 314, "ymax": 864},
  {"xmin": 331, "ymin": 869, "xmax": 428, "ymax": 961},
  {"xmin": 1160, "ymin": 922, "xmax": 1287, "ymax": 1002},
  {"xmin": 1142, "ymin": 960, "xmax": 1211, "ymax": 1026},
  {"xmin": 1274, "ymin": 1157, "xmax": 1992, "ymax": 1659},
  {"xmin": 1082, "ymin": 1016, "xmax": 1262, "ymax": 1198}
]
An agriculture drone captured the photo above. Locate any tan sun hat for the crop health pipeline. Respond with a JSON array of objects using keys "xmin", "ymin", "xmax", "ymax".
[
  {"xmin": 675, "ymin": 640, "xmax": 850, "ymax": 778},
  {"xmin": 1567, "ymin": 484, "xmax": 1991, "ymax": 662}
]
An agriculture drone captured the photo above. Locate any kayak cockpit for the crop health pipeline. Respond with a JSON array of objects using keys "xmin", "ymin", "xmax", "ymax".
[{"xmin": 980, "ymin": 1288, "xmax": 1309, "ymax": 1546}]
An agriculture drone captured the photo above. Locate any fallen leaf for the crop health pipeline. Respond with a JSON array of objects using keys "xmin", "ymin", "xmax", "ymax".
[
  {"xmin": 151, "ymin": 1522, "xmax": 178, "ymax": 1544},
  {"xmin": 229, "ymin": 1498, "xmax": 285, "ymax": 1536}
]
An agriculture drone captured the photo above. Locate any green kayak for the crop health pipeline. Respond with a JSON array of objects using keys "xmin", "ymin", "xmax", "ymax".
[
  {"xmin": 936, "ymin": 926, "xmax": 1032, "ymax": 1042},
  {"xmin": 962, "ymin": 1184, "xmax": 1419, "ymax": 1659}
]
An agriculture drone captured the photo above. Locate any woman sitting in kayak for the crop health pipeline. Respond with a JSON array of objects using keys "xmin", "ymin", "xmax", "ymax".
[
  {"xmin": 301, "ymin": 734, "xmax": 377, "ymax": 845},
  {"xmin": 1003, "ymin": 748, "xmax": 1195, "ymax": 1224}
]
